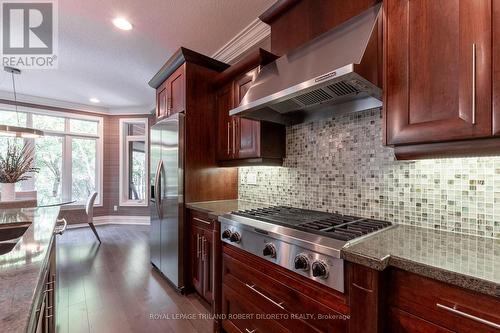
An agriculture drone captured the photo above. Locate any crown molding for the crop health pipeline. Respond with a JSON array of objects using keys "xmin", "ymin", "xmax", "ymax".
[
  {"xmin": 0, "ymin": 90, "xmax": 152, "ymax": 115},
  {"xmin": 212, "ymin": 18, "xmax": 271, "ymax": 63}
]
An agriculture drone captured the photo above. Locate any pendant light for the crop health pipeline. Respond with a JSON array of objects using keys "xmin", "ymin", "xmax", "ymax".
[{"xmin": 0, "ymin": 67, "xmax": 44, "ymax": 138}]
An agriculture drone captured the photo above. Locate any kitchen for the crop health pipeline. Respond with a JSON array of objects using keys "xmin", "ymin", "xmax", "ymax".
[{"xmin": 0, "ymin": 0, "xmax": 499, "ymax": 332}]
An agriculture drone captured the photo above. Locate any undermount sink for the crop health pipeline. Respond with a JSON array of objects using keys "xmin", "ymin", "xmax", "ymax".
[
  {"xmin": 0, "ymin": 223, "xmax": 31, "ymax": 242},
  {"xmin": 0, "ymin": 223, "xmax": 31, "ymax": 255},
  {"xmin": 0, "ymin": 242, "xmax": 18, "ymax": 255}
]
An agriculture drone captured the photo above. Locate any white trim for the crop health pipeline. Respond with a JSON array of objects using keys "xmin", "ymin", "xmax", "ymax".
[
  {"xmin": 212, "ymin": 18, "xmax": 271, "ymax": 63},
  {"xmin": 0, "ymin": 91, "xmax": 153, "ymax": 115},
  {"xmin": 67, "ymin": 215, "xmax": 151, "ymax": 229},
  {"xmin": 119, "ymin": 118, "xmax": 149, "ymax": 207}
]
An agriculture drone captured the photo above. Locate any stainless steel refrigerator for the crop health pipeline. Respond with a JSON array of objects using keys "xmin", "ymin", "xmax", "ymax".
[{"xmin": 150, "ymin": 112, "xmax": 185, "ymax": 291}]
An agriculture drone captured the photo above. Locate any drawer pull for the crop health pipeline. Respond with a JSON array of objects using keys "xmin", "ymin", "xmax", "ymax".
[
  {"xmin": 196, "ymin": 234, "xmax": 201, "ymax": 258},
  {"xmin": 245, "ymin": 329, "xmax": 256, "ymax": 333},
  {"xmin": 245, "ymin": 283, "xmax": 285, "ymax": 310},
  {"xmin": 436, "ymin": 303, "xmax": 500, "ymax": 330},
  {"xmin": 193, "ymin": 217, "xmax": 212, "ymax": 225}
]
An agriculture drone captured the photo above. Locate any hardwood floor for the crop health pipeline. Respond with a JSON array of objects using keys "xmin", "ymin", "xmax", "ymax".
[{"xmin": 56, "ymin": 224, "xmax": 212, "ymax": 333}]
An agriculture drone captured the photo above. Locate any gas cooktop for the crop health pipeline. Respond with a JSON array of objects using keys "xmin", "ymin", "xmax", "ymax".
[
  {"xmin": 219, "ymin": 205, "xmax": 393, "ymax": 293},
  {"xmin": 231, "ymin": 206, "xmax": 391, "ymax": 241}
]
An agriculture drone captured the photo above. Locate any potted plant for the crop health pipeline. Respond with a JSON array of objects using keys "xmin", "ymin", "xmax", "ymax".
[{"xmin": 0, "ymin": 142, "xmax": 38, "ymax": 202}]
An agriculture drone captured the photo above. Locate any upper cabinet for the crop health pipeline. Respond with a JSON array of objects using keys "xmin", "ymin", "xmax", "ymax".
[
  {"xmin": 155, "ymin": 64, "xmax": 185, "ymax": 119},
  {"xmin": 494, "ymin": 2, "xmax": 500, "ymax": 136},
  {"xmin": 383, "ymin": 0, "xmax": 500, "ymax": 159},
  {"xmin": 385, "ymin": 0, "xmax": 492, "ymax": 146},
  {"xmin": 214, "ymin": 49, "xmax": 286, "ymax": 166}
]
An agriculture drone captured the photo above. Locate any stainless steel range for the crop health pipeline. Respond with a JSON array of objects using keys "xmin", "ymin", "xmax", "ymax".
[{"xmin": 219, "ymin": 206, "xmax": 392, "ymax": 293}]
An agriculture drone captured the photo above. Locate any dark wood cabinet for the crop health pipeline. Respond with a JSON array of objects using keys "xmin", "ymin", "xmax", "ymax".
[
  {"xmin": 187, "ymin": 209, "xmax": 223, "ymax": 332},
  {"xmin": 222, "ymin": 243, "xmax": 349, "ymax": 333},
  {"xmin": 190, "ymin": 223, "xmax": 204, "ymax": 296},
  {"xmin": 233, "ymin": 70, "xmax": 261, "ymax": 159},
  {"xmin": 168, "ymin": 65, "xmax": 185, "ymax": 116},
  {"xmin": 156, "ymin": 84, "xmax": 168, "ymax": 119},
  {"xmin": 34, "ymin": 238, "xmax": 56, "ymax": 333},
  {"xmin": 189, "ymin": 212, "xmax": 215, "ymax": 303},
  {"xmin": 155, "ymin": 64, "xmax": 185, "ymax": 120},
  {"xmin": 215, "ymin": 83, "xmax": 234, "ymax": 160},
  {"xmin": 214, "ymin": 49, "xmax": 285, "ymax": 166},
  {"xmin": 384, "ymin": 0, "xmax": 492, "ymax": 146},
  {"xmin": 389, "ymin": 269, "xmax": 500, "ymax": 333},
  {"xmin": 348, "ymin": 262, "xmax": 500, "ymax": 333},
  {"xmin": 389, "ymin": 307, "xmax": 453, "ymax": 333},
  {"xmin": 493, "ymin": 0, "xmax": 500, "ymax": 136}
]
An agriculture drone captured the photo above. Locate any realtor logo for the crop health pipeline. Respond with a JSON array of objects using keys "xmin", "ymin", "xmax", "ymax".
[{"xmin": 1, "ymin": 0, "xmax": 58, "ymax": 68}]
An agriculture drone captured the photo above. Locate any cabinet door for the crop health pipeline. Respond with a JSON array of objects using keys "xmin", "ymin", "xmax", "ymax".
[
  {"xmin": 202, "ymin": 229, "xmax": 213, "ymax": 303},
  {"xmin": 385, "ymin": 0, "xmax": 492, "ymax": 145},
  {"xmin": 216, "ymin": 84, "xmax": 234, "ymax": 160},
  {"xmin": 190, "ymin": 224, "xmax": 203, "ymax": 296},
  {"xmin": 156, "ymin": 84, "xmax": 167, "ymax": 119},
  {"xmin": 234, "ymin": 70, "xmax": 261, "ymax": 159},
  {"xmin": 493, "ymin": 2, "xmax": 500, "ymax": 135},
  {"xmin": 168, "ymin": 65, "xmax": 185, "ymax": 116}
]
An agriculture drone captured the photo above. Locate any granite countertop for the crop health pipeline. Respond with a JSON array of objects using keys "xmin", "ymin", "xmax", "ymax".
[
  {"xmin": 342, "ymin": 224, "xmax": 500, "ymax": 298},
  {"xmin": 186, "ymin": 200, "xmax": 268, "ymax": 218},
  {"xmin": 0, "ymin": 206, "xmax": 60, "ymax": 333}
]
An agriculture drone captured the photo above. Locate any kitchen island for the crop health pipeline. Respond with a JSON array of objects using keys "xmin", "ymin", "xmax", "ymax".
[{"xmin": 0, "ymin": 206, "xmax": 61, "ymax": 333}]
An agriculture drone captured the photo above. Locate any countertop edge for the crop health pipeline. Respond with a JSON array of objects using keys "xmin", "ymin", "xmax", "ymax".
[{"xmin": 342, "ymin": 249, "xmax": 500, "ymax": 298}]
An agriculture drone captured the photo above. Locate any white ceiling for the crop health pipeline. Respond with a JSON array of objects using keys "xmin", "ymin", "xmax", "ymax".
[{"xmin": 0, "ymin": 0, "xmax": 274, "ymax": 114}]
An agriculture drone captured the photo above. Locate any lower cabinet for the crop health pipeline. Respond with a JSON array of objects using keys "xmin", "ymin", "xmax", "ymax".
[
  {"xmin": 389, "ymin": 307, "xmax": 453, "ymax": 333},
  {"xmin": 222, "ymin": 243, "xmax": 349, "ymax": 333},
  {"xmin": 34, "ymin": 239, "xmax": 56, "ymax": 333},
  {"xmin": 188, "ymin": 208, "xmax": 225, "ymax": 333},
  {"xmin": 189, "ymin": 211, "xmax": 217, "ymax": 303},
  {"xmin": 388, "ymin": 269, "xmax": 500, "ymax": 333}
]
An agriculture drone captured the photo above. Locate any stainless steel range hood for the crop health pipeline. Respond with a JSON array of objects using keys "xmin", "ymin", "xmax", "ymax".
[{"xmin": 230, "ymin": 3, "xmax": 383, "ymax": 125}]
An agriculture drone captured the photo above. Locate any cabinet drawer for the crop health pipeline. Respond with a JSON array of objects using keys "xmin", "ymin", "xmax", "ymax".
[
  {"xmin": 222, "ymin": 284, "xmax": 288, "ymax": 333},
  {"xmin": 223, "ymin": 249, "xmax": 348, "ymax": 332},
  {"xmin": 390, "ymin": 269, "xmax": 500, "ymax": 332},
  {"xmin": 389, "ymin": 307, "xmax": 453, "ymax": 333},
  {"xmin": 190, "ymin": 210, "xmax": 215, "ymax": 230}
]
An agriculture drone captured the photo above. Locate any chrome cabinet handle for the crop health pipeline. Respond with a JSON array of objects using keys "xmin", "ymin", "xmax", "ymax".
[
  {"xmin": 196, "ymin": 234, "xmax": 201, "ymax": 258},
  {"xmin": 436, "ymin": 303, "xmax": 500, "ymax": 330},
  {"xmin": 245, "ymin": 283, "xmax": 285, "ymax": 310},
  {"xmin": 202, "ymin": 236, "xmax": 207, "ymax": 261},
  {"xmin": 193, "ymin": 217, "xmax": 211, "ymax": 225},
  {"xmin": 227, "ymin": 122, "xmax": 231, "ymax": 156},
  {"xmin": 232, "ymin": 119, "xmax": 237, "ymax": 155},
  {"xmin": 54, "ymin": 218, "xmax": 67, "ymax": 235},
  {"xmin": 472, "ymin": 43, "xmax": 476, "ymax": 125}
]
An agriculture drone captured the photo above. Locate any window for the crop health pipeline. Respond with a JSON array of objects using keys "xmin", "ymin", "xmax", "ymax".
[
  {"xmin": 0, "ymin": 105, "xmax": 103, "ymax": 206},
  {"xmin": 119, "ymin": 118, "xmax": 148, "ymax": 206}
]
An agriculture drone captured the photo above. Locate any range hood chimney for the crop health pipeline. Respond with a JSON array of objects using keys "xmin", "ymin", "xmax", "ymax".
[{"xmin": 230, "ymin": 3, "xmax": 383, "ymax": 125}]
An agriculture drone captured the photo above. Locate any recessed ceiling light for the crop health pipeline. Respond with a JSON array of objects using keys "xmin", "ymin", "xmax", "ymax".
[
  {"xmin": 113, "ymin": 17, "xmax": 133, "ymax": 31},
  {"xmin": 89, "ymin": 97, "xmax": 100, "ymax": 103}
]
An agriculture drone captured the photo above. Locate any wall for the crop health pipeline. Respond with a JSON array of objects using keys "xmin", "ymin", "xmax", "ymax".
[{"xmin": 238, "ymin": 108, "xmax": 500, "ymax": 239}]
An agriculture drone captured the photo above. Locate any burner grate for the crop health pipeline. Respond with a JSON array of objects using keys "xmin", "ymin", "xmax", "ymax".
[{"xmin": 232, "ymin": 206, "xmax": 392, "ymax": 242}]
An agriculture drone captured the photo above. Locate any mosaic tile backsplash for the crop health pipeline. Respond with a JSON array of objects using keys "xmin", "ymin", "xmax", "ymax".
[{"xmin": 238, "ymin": 108, "xmax": 500, "ymax": 239}]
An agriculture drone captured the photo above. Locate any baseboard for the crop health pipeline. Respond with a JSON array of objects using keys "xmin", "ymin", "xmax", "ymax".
[{"xmin": 67, "ymin": 215, "xmax": 150, "ymax": 229}]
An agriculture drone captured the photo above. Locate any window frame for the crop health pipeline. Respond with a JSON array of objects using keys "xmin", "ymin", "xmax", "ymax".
[
  {"xmin": 118, "ymin": 118, "xmax": 149, "ymax": 207},
  {"xmin": 0, "ymin": 103, "xmax": 104, "ymax": 207}
]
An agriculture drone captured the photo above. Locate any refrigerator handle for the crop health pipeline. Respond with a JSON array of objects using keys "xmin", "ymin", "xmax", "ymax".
[{"xmin": 154, "ymin": 160, "xmax": 164, "ymax": 219}]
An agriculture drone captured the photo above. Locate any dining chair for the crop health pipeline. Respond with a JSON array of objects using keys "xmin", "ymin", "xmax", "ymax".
[{"xmin": 86, "ymin": 191, "xmax": 101, "ymax": 243}]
